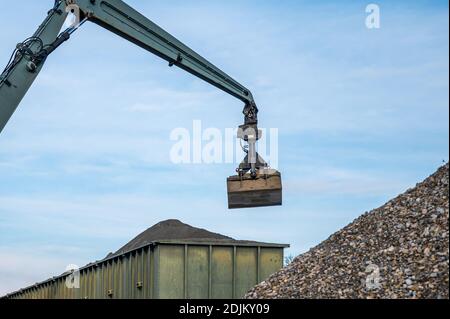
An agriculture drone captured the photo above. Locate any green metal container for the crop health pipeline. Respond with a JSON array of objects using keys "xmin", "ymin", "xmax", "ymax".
[{"xmin": 3, "ymin": 240, "xmax": 288, "ymax": 299}]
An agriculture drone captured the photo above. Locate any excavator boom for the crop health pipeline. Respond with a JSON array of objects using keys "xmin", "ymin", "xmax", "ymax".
[
  {"xmin": 81, "ymin": 0, "xmax": 255, "ymax": 105},
  {"xmin": 0, "ymin": 2, "xmax": 68, "ymax": 133},
  {"xmin": 0, "ymin": 0, "xmax": 281, "ymax": 209},
  {"xmin": 0, "ymin": 0, "xmax": 257, "ymax": 133}
]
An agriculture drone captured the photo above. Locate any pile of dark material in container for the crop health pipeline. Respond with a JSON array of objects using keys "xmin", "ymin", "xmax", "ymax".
[
  {"xmin": 246, "ymin": 163, "xmax": 449, "ymax": 299},
  {"xmin": 107, "ymin": 219, "xmax": 233, "ymax": 258}
]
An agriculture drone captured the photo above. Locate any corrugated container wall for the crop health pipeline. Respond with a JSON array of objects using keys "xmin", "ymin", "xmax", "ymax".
[{"xmin": 3, "ymin": 240, "xmax": 288, "ymax": 299}]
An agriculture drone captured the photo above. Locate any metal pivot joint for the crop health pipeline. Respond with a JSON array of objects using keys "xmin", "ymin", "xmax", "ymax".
[{"xmin": 243, "ymin": 101, "xmax": 258, "ymax": 125}]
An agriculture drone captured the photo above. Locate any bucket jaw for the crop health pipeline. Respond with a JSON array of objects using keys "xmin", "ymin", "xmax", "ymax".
[
  {"xmin": 226, "ymin": 119, "xmax": 282, "ymax": 209},
  {"xmin": 227, "ymin": 169, "xmax": 282, "ymax": 209}
]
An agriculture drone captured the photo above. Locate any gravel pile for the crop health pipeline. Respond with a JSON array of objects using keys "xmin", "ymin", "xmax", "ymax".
[
  {"xmin": 107, "ymin": 219, "xmax": 233, "ymax": 258},
  {"xmin": 246, "ymin": 164, "xmax": 449, "ymax": 299}
]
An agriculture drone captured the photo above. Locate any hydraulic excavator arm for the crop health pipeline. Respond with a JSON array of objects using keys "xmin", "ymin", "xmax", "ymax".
[
  {"xmin": 0, "ymin": 0, "xmax": 282, "ymax": 209},
  {"xmin": 0, "ymin": 0, "xmax": 258, "ymax": 132},
  {"xmin": 0, "ymin": 1, "xmax": 69, "ymax": 133}
]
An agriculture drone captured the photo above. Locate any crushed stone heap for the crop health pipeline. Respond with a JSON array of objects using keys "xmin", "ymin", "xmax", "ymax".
[
  {"xmin": 246, "ymin": 163, "xmax": 449, "ymax": 299},
  {"xmin": 107, "ymin": 219, "xmax": 233, "ymax": 258}
]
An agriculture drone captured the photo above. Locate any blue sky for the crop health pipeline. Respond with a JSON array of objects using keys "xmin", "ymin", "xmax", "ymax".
[{"xmin": 0, "ymin": 0, "xmax": 448, "ymax": 295}]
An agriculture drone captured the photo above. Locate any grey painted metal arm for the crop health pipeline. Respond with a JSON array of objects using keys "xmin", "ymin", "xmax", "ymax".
[
  {"xmin": 74, "ymin": 0, "xmax": 255, "ymax": 104},
  {"xmin": 0, "ymin": 2, "xmax": 68, "ymax": 133},
  {"xmin": 75, "ymin": 0, "xmax": 259, "ymax": 128},
  {"xmin": 0, "ymin": 0, "xmax": 259, "ymax": 134}
]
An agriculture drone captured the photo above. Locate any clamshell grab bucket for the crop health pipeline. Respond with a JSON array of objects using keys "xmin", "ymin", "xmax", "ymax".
[{"xmin": 227, "ymin": 171, "xmax": 282, "ymax": 209}]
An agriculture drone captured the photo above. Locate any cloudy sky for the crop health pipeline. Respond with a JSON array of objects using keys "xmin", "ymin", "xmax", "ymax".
[{"xmin": 0, "ymin": 0, "xmax": 448, "ymax": 295}]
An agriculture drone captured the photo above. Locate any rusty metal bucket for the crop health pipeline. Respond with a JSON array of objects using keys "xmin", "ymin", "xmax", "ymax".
[{"xmin": 227, "ymin": 170, "xmax": 282, "ymax": 209}]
